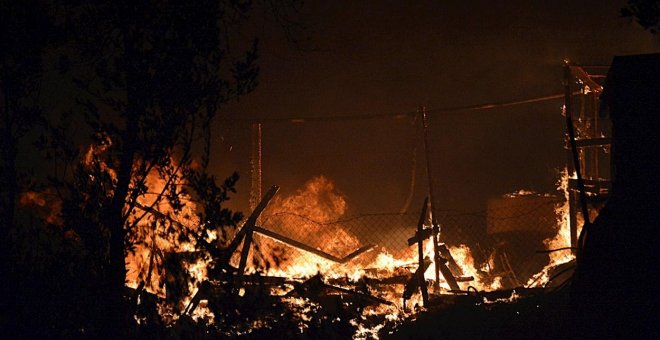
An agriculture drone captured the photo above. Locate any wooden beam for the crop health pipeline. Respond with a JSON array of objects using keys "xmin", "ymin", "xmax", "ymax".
[
  {"xmin": 407, "ymin": 227, "xmax": 433, "ymax": 246},
  {"xmin": 403, "ymin": 257, "xmax": 432, "ymax": 301},
  {"xmin": 436, "ymin": 254, "xmax": 461, "ymax": 292},
  {"xmin": 569, "ymin": 65, "xmax": 604, "ymax": 92},
  {"xmin": 253, "ymin": 226, "xmax": 374, "ymax": 263},
  {"xmin": 236, "ymin": 185, "xmax": 280, "ymax": 287},
  {"xmin": 416, "ymin": 197, "xmax": 429, "ymax": 306},
  {"xmin": 322, "ymin": 283, "xmax": 394, "ymax": 306},
  {"xmin": 438, "ymin": 243, "xmax": 464, "ymax": 277},
  {"xmin": 432, "ymin": 222, "xmax": 441, "ymax": 292},
  {"xmin": 286, "ymin": 274, "xmax": 392, "ymax": 306},
  {"xmin": 248, "ymin": 185, "xmax": 279, "ymax": 224}
]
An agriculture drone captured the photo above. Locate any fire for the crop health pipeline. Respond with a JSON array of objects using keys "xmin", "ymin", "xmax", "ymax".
[
  {"xmin": 248, "ymin": 176, "xmax": 362, "ymax": 278},
  {"xmin": 83, "ymin": 133, "xmax": 117, "ymax": 184},
  {"xmin": 118, "ymin": 157, "xmax": 222, "ymax": 326},
  {"xmin": 125, "ymin": 163, "xmax": 202, "ymax": 298},
  {"xmin": 526, "ymin": 168, "xmax": 576, "ymax": 287},
  {"xmin": 265, "ymin": 176, "xmax": 359, "ymax": 255},
  {"xmin": 243, "ymin": 176, "xmax": 509, "ymax": 320},
  {"xmin": 545, "ymin": 169, "xmax": 575, "ymax": 262},
  {"xmin": 121, "ymin": 165, "xmax": 582, "ymax": 334},
  {"xmin": 249, "ymin": 171, "xmax": 581, "ymax": 306},
  {"xmin": 449, "ymin": 244, "xmax": 502, "ymax": 291}
]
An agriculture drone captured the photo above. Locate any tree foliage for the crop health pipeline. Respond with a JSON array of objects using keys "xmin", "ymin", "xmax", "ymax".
[
  {"xmin": 2, "ymin": 0, "xmax": 302, "ymax": 337},
  {"xmin": 622, "ymin": 0, "xmax": 660, "ymax": 34},
  {"xmin": 52, "ymin": 0, "xmax": 262, "ymax": 335},
  {"xmin": 0, "ymin": 0, "xmax": 55, "ymax": 335}
]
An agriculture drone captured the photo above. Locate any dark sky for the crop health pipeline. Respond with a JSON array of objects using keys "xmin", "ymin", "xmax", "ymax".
[{"xmin": 212, "ymin": 0, "xmax": 659, "ymax": 215}]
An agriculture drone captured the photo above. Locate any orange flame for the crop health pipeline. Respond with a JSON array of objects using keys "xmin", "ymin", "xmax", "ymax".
[{"xmin": 527, "ymin": 168, "xmax": 576, "ymax": 287}]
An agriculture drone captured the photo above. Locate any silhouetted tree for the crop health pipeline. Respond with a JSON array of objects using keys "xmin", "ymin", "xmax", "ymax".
[
  {"xmin": 1, "ymin": 0, "xmax": 302, "ymax": 335},
  {"xmin": 0, "ymin": 0, "xmax": 48, "ymax": 256},
  {"xmin": 37, "ymin": 0, "xmax": 302, "ymax": 336},
  {"xmin": 53, "ymin": 1, "xmax": 257, "ymax": 335},
  {"xmin": 622, "ymin": 0, "xmax": 660, "ymax": 34},
  {"xmin": 0, "ymin": 0, "xmax": 54, "ymax": 334}
]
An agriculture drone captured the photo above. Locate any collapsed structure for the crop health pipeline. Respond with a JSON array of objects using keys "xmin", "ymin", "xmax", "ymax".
[{"xmin": 126, "ymin": 54, "xmax": 660, "ymax": 337}]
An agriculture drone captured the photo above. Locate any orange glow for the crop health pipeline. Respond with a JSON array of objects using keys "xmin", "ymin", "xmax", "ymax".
[
  {"xmin": 124, "ymin": 161, "xmax": 202, "ymax": 301},
  {"xmin": 527, "ymin": 168, "xmax": 576, "ymax": 287},
  {"xmin": 19, "ymin": 190, "xmax": 63, "ymax": 226}
]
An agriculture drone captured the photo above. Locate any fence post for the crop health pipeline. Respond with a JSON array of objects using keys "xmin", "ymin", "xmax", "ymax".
[
  {"xmin": 420, "ymin": 106, "xmax": 442, "ymax": 293},
  {"xmin": 416, "ymin": 197, "xmax": 429, "ymax": 306},
  {"xmin": 250, "ymin": 122, "xmax": 263, "ymax": 224}
]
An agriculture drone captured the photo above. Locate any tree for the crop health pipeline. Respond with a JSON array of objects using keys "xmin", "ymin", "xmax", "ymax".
[
  {"xmin": 0, "ymin": 0, "xmax": 302, "ymax": 335},
  {"xmin": 45, "ymin": 0, "xmax": 292, "ymax": 335},
  {"xmin": 0, "ymin": 0, "xmax": 48, "ymax": 257},
  {"xmin": 621, "ymin": 0, "xmax": 660, "ymax": 34},
  {"xmin": 0, "ymin": 0, "xmax": 53, "ymax": 333}
]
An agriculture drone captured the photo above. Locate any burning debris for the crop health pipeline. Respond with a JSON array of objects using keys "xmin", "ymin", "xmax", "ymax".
[
  {"xmin": 124, "ymin": 171, "xmax": 577, "ymax": 338},
  {"xmin": 8, "ymin": 145, "xmax": 579, "ymax": 338},
  {"xmin": 119, "ymin": 55, "xmax": 660, "ymax": 339}
]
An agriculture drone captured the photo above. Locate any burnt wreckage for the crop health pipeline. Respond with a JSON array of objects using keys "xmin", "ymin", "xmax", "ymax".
[{"xmin": 134, "ymin": 54, "xmax": 660, "ymax": 337}]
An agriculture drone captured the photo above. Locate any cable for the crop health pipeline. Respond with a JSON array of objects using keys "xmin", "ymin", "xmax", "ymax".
[
  {"xmin": 221, "ymin": 93, "xmax": 565, "ymax": 124},
  {"xmin": 535, "ymin": 247, "xmax": 577, "ymax": 254}
]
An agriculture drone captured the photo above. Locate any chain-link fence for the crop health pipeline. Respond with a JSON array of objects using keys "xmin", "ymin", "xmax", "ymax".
[
  {"xmin": 223, "ymin": 83, "xmax": 573, "ymax": 290},
  {"xmin": 253, "ymin": 193, "xmax": 565, "ymax": 289}
]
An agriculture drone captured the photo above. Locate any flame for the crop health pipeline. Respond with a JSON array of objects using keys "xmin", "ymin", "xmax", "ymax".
[
  {"xmin": 124, "ymin": 159, "xmax": 205, "ymax": 313},
  {"xmin": 251, "ymin": 176, "xmax": 509, "ymax": 312},
  {"xmin": 83, "ymin": 134, "xmax": 117, "ymax": 184},
  {"xmin": 271, "ymin": 176, "xmax": 348, "ymax": 221},
  {"xmin": 526, "ymin": 168, "xmax": 577, "ymax": 287},
  {"xmin": 266, "ymin": 176, "xmax": 359, "ymax": 255},
  {"xmin": 124, "ymin": 167, "xmax": 584, "ymax": 333},
  {"xmin": 251, "ymin": 176, "xmax": 361, "ymax": 277},
  {"xmin": 449, "ymin": 244, "xmax": 502, "ymax": 291}
]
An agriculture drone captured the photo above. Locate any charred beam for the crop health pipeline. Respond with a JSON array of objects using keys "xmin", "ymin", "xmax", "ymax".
[
  {"xmin": 362, "ymin": 275, "xmax": 412, "ymax": 285},
  {"xmin": 323, "ymin": 283, "xmax": 394, "ymax": 306},
  {"xmin": 569, "ymin": 65, "xmax": 604, "ymax": 92},
  {"xmin": 182, "ymin": 280, "xmax": 212, "ymax": 316},
  {"xmin": 416, "ymin": 197, "xmax": 429, "ymax": 306},
  {"xmin": 235, "ymin": 185, "xmax": 280, "ymax": 290},
  {"xmin": 403, "ymin": 256, "xmax": 432, "ymax": 301},
  {"xmin": 436, "ymin": 252, "xmax": 461, "ymax": 292},
  {"xmin": 253, "ymin": 226, "xmax": 374, "ymax": 263},
  {"xmin": 407, "ymin": 227, "xmax": 433, "ymax": 246},
  {"xmin": 226, "ymin": 185, "xmax": 280, "ymax": 259},
  {"xmin": 438, "ymin": 243, "xmax": 464, "ymax": 277},
  {"xmin": 287, "ymin": 274, "xmax": 392, "ymax": 306},
  {"xmin": 432, "ymin": 222, "xmax": 441, "ymax": 292}
]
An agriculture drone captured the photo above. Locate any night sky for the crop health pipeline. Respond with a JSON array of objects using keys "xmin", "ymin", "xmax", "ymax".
[{"xmin": 211, "ymin": 0, "xmax": 658, "ymax": 215}]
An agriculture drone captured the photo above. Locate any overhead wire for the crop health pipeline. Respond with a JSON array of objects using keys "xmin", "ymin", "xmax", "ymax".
[{"xmin": 220, "ymin": 93, "xmax": 565, "ymax": 124}]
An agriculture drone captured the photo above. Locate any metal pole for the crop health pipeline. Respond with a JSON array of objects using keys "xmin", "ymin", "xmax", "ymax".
[
  {"xmin": 420, "ymin": 106, "xmax": 442, "ymax": 293},
  {"xmin": 250, "ymin": 123, "xmax": 263, "ymax": 220},
  {"xmin": 563, "ymin": 61, "xmax": 592, "ymax": 255},
  {"xmin": 416, "ymin": 197, "xmax": 429, "ymax": 306}
]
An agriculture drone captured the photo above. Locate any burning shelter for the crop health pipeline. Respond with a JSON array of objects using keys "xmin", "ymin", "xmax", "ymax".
[{"xmin": 125, "ymin": 54, "xmax": 660, "ymax": 338}]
